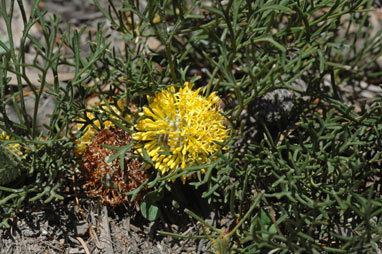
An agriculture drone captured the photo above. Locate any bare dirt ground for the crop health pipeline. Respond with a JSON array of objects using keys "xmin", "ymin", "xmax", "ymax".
[{"xmin": 0, "ymin": 182, "xmax": 218, "ymax": 253}]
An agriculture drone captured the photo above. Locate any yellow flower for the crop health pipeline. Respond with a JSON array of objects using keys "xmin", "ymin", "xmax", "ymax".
[
  {"xmin": 73, "ymin": 101, "xmax": 132, "ymax": 155},
  {"xmin": 0, "ymin": 131, "xmax": 23, "ymax": 158},
  {"xmin": 133, "ymin": 82, "xmax": 229, "ymax": 182},
  {"xmin": 0, "ymin": 131, "xmax": 25, "ymax": 185}
]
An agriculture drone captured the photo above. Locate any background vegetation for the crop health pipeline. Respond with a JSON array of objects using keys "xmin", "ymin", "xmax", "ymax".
[{"xmin": 1, "ymin": 0, "xmax": 381, "ymax": 253}]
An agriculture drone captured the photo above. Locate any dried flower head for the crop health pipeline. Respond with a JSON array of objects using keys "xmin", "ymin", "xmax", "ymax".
[
  {"xmin": 80, "ymin": 127, "xmax": 148, "ymax": 207},
  {"xmin": 133, "ymin": 82, "xmax": 229, "ymax": 182}
]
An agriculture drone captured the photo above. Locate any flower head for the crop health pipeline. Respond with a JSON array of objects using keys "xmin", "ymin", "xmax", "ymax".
[
  {"xmin": 0, "ymin": 132, "xmax": 24, "ymax": 159},
  {"xmin": 81, "ymin": 128, "xmax": 148, "ymax": 207},
  {"xmin": 72, "ymin": 100, "xmax": 146, "ymax": 206},
  {"xmin": 133, "ymin": 82, "xmax": 229, "ymax": 181},
  {"xmin": 0, "ymin": 132, "xmax": 25, "ymax": 185}
]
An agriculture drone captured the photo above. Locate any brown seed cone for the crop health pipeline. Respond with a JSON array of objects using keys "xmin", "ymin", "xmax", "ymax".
[{"xmin": 80, "ymin": 128, "xmax": 147, "ymax": 207}]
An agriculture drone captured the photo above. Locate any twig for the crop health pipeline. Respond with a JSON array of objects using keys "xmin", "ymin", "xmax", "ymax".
[
  {"xmin": 76, "ymin": 236, "xmax": 91, "ymax": 254},
  {"xmin": 72, "ymin": 175, "xmax": 87, "ymax": 222},
  {"xmin": 90, "ymin": 210, "xmax": 102, "ymax": 249},
  {"xmin": 99, "ymin": 205, "xmax": 114, "ymax": 254}
]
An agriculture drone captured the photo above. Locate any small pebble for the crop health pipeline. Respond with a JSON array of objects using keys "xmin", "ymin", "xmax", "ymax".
[
  {"xmin": 59, "ymin": 239, "xmax": 65, "ymax": 248},
  {"xmin": 76, "ymin": 221, "xmax": 89, "ymax": 236},
  {"xmin": 360, "ymin": 90, "xmax": 376, "ymax": 99}
]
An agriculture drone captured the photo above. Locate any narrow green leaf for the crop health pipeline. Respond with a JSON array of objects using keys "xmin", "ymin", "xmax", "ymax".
[
  {"xmin": 251, "ymin": 36, "xmax": 286, "ymax": 52},
  {"xmin": 318, "ymin": 48, "xmax": 325, "ymax": 73}
]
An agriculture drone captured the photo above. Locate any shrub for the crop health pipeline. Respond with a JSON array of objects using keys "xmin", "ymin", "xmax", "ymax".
[{"xmin": 1, "ymin": 0, "xmax": 381, "ymax": 253}]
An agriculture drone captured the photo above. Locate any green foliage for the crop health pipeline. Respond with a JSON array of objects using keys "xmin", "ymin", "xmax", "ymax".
[
  {"xmin": 0, "ymin": 0, "xmax": 77, "ymax": 227},
  {"xmin": 141, "ymin": 190, "xmax": 163, "ymax": 221},
  {"xmin": 1, "ymin": 0, "xmax": 381, "ymax": 253},
  {"xmin": 237, "ymin": 99, "xmax": 382, "ymax": 252}
]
